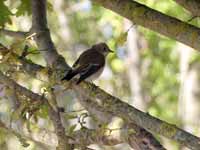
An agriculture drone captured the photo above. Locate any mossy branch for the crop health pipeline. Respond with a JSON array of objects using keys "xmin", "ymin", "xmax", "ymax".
[
  {"xmin": 175, "ymin": 0, "xmax": 200, "ymax": 16},
  {"xmin": 72, "ymin": 81, "xmax": 200, "ymax": 150},
  {"xmin": 94, "ymin": 0, "xmax": 200, "ymax": 51}
]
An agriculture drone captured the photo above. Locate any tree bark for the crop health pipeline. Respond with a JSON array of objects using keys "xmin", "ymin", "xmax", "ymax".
[
  {"xmin": 31, "ymin": 0, "xmax": 69, "ymax": 70},
  {"xmin": 175, "ymin": 0, "xmax": 200, "ymax": 16},
  {"xmin": 72, "ymin": 81, "xmax": 200, "ymax": 150}
]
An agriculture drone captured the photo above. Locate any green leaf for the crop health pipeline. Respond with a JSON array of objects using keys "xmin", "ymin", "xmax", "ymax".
[
  {"xmin": 67, "ymin": 124, "xmax": 77, "ymax": 135},
  {"xmin": 0, "ymin": 0, "xmax": 12, "ymax": 26},
  {"xmin": 36, "ymin": 104, "xmax": 49, "ymax": 119},
  {"xmin": 116, "ymin": 32, "xmax": 128, "ymax": 46},
  {"xmin": 16, "ymin": 0, "xmax": 31, "ymax": 16},
  {"xmin": 64, "ymin": 114, "xmax": 77, "ymax": 120}
]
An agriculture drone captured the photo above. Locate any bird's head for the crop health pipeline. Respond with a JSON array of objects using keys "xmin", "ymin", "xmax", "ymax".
[{"xmin": 92, "ymin": 42, "xmax": 113, "ymax": 56}]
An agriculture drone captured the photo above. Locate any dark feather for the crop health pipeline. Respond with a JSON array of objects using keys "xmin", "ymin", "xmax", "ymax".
[
  {"xmin": 72, "ymin": 49, "xmax": 105, "ymax": 68},
  {"xmin": 76, "ymin": 64, "xmax": 101, "ymax": 84},
  {"xmin": 62, "ymin": 48, "xmax": 105, "ymax": 83},
  {"xmin": 61, "ymin": 69, "xmax": 78, "ymax": 81}
]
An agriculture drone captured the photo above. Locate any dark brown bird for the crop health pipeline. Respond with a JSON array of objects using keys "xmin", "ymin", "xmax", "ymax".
[{"xmin": 62, "ymin": 43, "xmax": 113, "ymax": 84}]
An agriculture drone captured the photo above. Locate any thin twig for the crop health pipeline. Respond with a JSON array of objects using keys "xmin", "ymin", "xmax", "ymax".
[{"xmin": 0, "ymin": 29, "xmax": 28, "ymax": 39}]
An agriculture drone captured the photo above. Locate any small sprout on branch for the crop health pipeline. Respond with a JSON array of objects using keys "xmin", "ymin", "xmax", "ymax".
[
  {"xmin": 78, "ymin": 113, "xmax": 89, "ymax": 128},
  {"xmin": 25, "ymin": 32, "xmax": 37, "ymax": 40},
  {"xmin": 116, "ymin": 24, "xmax": 135, "ymax": 46},
  {"xmin": 67, "ymin": 124, "xmax": 77, "ymax": 136}
]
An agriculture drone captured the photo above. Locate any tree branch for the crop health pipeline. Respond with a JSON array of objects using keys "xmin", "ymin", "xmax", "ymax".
[
  {"xmin": 30, "ymin": 1, "xmax": 71, "ymax": 149},
  {"xmin": 175, "ymin": 0, "xmax": 200, "ymax": 16},
  {"xmin": 127, "ymin": 123, "xmax": 166, "ymax": 150},
  {"xmin": 94, "ymin": 0, "xmax": 200, "ymax": 51},
  {"xmin": 47, "ymin": 90, "xmax": 72, "ymax": 150},
  {"xmin": 0, "ymin": 118, "xmax": 123, "ymax": 149},
  {"xmin": 0, "ymin": 71, "xmax": 70, "ymax": 149},
  {"xmin": 0, "ymin": 43, "xmax": 50, "ymax": 82},
  {"xmin": 30, "ymin": 0, "xmax": 69, "ymax": 70},
  {"xmin": 72, "ymin": 127, "xmax": 122, "ymax": 146},
  {"xmin": 75, "ymin": 92, "xmax": 166, "ymax": 150},
  {"xmin": 71, "ymin": 81, "xmax": 200, "ymax": 150},
  {"xmin": 0, "ymin": 71, "xmax": 44, "ymax": 104},
  {"xmin": 0, "ymin": 29, "xmax": 28, "ymax": 39}
]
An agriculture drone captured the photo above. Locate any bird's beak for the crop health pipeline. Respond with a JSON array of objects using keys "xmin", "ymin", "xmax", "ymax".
[{"xmin": 108, "ymin": 49, "xmax": 114, "ymax": 53}]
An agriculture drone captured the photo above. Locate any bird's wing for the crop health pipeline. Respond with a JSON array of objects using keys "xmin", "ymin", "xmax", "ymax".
[
  {"xmin": 76, "ymin": 63, "xmax": 102, "ymax": 84},
  {"xmin": 72, "ymin": 57, "xmax": 80, "ymax": 68},
  {"xmin": 72, "ymin": 49, "xmax": 92, "ymax": 68}
]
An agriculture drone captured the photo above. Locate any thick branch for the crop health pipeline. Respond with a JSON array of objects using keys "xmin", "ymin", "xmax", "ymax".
[
  {"xmin": 0, "ymin": 118, "xmax": 122, "ymax": 149},
  {"xmin": 71, "ymin": 81, "xmax": 200, "ymax": 150},
  {"xmin": 0, "ymin": 29, "xmax": 28, "ymax": 39},
  {"xmin": 72, "ymin": 128, "xmax": 122, "ymax": 146},
  {"xmin": 94, "ymin": 0, "xmax": 200, "ymax": 51},
  {"xmin": 0, "ymin": 2, "xmax": 69, "ymax": 70},
  {"xmin": 0, "ymin": 71, "xmax": 45, "ymax": 103},
  {"xmin": 0, "ymin": 71, "xmax": 70, "ymax": 150},
  {"xmin": 127, "ymin": 123, "xmax": 166, "ymax": 150},
  {"xmin": 175, "ymin": 0, "xmax": 200, "ymax": 16},
  {"xmin": 30, "ymin": 1, "xmax": 71, "ymax": 148},
  {"xmin": 19, "ymin": 58, "xmax": 48, "ymax": 81},
  {"xmin": 47, "ymin": 91, "xmax": 72, "ymax": 150},
  {"xmin": 75, "ymin": 92, "xmax": 166, "ymax": 150},
  {"xmin": 31, "ymin": 0, "xmax": 69, "ymax": 70}
]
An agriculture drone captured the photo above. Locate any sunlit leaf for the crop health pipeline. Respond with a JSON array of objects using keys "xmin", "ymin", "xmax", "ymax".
[
  {"xmin": 64, "ymin": 114, "xmax": 77, "ymax": 120},
  {"xmin": 0, "ymin": 0, "xmax": 12, "ymax": 26},
  {"xmin": 16, "ymin": 0, "xmax": 31, "ymax": 16},
  {"xmin": 67, "ymin": 124, "xmax": 77, "ymax": 135},
  {"xmin": 36, "ymin": 104, "xmax": 49, "ymax": 119},
  {"xmin": 116, "ymin": 32, "xmax": 127, "ymax": 46}
]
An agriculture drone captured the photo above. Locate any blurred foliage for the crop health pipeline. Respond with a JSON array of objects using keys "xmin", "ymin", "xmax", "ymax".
[
  {"xmin": 16, "ymin": 0, "xmax": 31, "ymax": 16},
  {"xmin": 0, "ymin": 0, "xmax": 12, "ymax": 27},
  {"xmin": 0, "ymin": 0, "xmax": 200, "ymax": 150}
]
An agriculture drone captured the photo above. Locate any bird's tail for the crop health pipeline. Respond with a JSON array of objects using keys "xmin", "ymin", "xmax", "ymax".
[{"xmin": 61, "ymin": 69, "xmax": 78, "ymax": 81}]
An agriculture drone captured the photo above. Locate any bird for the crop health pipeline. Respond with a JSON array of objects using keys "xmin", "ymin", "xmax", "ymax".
[{"xmin": 61, "ymin": 42, "xmax": 113, "ymax": 84}]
